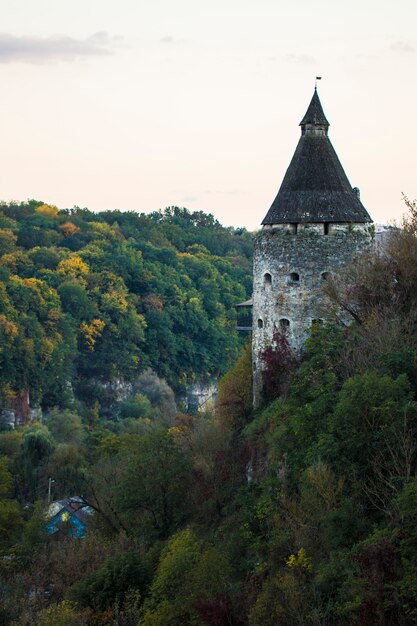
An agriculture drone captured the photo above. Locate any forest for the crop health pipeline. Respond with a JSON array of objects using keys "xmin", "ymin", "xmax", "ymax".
[
  {"xmin": 0, "ymin": 201, "xmax": 252, "ymax": 418},
  {"xmin": 1, "ymin": 199, "xmax": 417, "ymax": 625}
]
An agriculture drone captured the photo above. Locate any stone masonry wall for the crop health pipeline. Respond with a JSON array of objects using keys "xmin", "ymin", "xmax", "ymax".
[{"xmin": 252, "ymin": 222, "xmax": 373, "ymax": 405}]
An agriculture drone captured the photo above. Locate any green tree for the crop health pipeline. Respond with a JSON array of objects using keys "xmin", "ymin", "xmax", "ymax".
[
  {"xmin": 36, "ymin": 600, "xmax": 88, "ymax": 626},
  {"xmin": 0, "ymin": 456, "xmax": 23, "ymax": 547},
  {"xmin": 21, "ymin": 424, "xmax": 55, "ymax": 499},
  {"xmin": 70, "ymin": 550, "xmax": 152, "ymax": 613},
  {"xmin": 44, "ymin": 409, "xmax": 84, "ymax": 446},
  {"xmin": 116, "ymin": 431, "xmax": 191, "ymax": 539},
  {"xmin": 217, "ymin": 340, "xmax": 253, "ymax": 430},
  {"xmin": 140, "ymin": 528, "xmax": 234, "ymax": 626}
]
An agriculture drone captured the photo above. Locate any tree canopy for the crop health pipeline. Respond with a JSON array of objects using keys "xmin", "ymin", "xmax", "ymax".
[{"xmin": 0, "ymin": 201, "xmax": 252, "ymax": 418}]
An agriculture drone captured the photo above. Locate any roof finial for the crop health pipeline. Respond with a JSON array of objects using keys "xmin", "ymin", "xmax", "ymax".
[{"xmin": 315, "ymin": 76, "xmax": 322, "ymax": 90}]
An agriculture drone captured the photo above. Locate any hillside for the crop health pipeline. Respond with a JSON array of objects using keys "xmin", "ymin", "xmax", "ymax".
[
  {"xmin": 0, "ymin": 201, "xmax": 253, "ymax": 420},
  {"xmin": 1, "ymin": 201, "xmax": 417, "ymax": 625}
]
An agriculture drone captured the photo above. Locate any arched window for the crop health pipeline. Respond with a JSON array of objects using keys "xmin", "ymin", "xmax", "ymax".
[
  {"xmin": 321, "ymin": 271, "xmax": 330, "ymax": 280},
  {"xmin": 290, "ymin": 272, "xmax": 299, "ymax": 282},
  {"xmin": 311, "ymin": 318, "xmax": 323, "ymax": 327},
  {"xmin": 279, "ymin": 318, "xmax": 290, "ymax": 332},
  {"xmin": 264, "ymin": 272, "xmax": 272, "ymax": 286},
  {"xmin": 258, "ymin": 318, "xmax": 263, "ymax": 329}
]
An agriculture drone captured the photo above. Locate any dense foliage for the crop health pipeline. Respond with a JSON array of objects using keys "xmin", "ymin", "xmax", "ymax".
[
  {"xmin": 0, "ymin": 201, "xmax": 252, "ymax": 418},
  {"xmin": 2, "ymin": 200, "xmax": 417, "ymax": 625}
]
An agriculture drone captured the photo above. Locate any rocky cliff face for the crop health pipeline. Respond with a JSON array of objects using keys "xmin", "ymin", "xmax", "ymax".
[{"xmin": 184, "ymin": 380, "xmax": 218, "ymax": 414}]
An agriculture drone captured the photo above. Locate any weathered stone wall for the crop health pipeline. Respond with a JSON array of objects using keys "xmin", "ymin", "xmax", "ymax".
[{"xmin": 252, "ymin": 222, "xmax": 373, "ymax": 405}]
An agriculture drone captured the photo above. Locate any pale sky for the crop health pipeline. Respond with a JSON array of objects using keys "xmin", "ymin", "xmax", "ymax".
[{"xmin": 0, "ymin": 0, "xmax": 416, "ymax": 230}]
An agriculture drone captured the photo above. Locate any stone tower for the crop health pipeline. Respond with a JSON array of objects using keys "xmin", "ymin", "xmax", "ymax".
[{"xmin": 252, "ymin": 89, "xmax": 373, "ymax": 405}]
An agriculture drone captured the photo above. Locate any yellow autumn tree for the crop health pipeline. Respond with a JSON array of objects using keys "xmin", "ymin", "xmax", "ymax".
[
  {"xmin": 79, "ymin": 319, "xmax": 105, "ymax": 351},
  {"xmin": 35, "ymin": 204, "xmax": 59, "ymax": 218},
  {"xmin": 57, "ymin": 256, "xmax": 89, "ymax": 280},
  {"xmin": 286, "ymin": 547, "xmax": 312, "ymax": 572}
]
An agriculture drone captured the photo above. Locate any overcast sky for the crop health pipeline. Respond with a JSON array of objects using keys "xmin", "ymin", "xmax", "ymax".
[{"xmin": 0, "ymin": 0, "xmax": 416, "ymax": 230}]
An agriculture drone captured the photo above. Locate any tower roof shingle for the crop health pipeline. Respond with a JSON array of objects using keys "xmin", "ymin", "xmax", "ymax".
[
  {"xmin": 261, "ymin": 90, "xmax": 372, "ymax": 225},
  {"xmin": 299, "ymin": 88, "xmax": 329, "ymax": 127}
]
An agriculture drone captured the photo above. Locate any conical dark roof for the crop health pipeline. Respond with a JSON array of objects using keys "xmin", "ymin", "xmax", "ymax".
[
  {"xmin": 299, "ymin": 88, "xmax": 329, "ymax": 127},
  {"xmin": 262, "ymin": 90, "xmax": 371, "ymax": 225}
]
